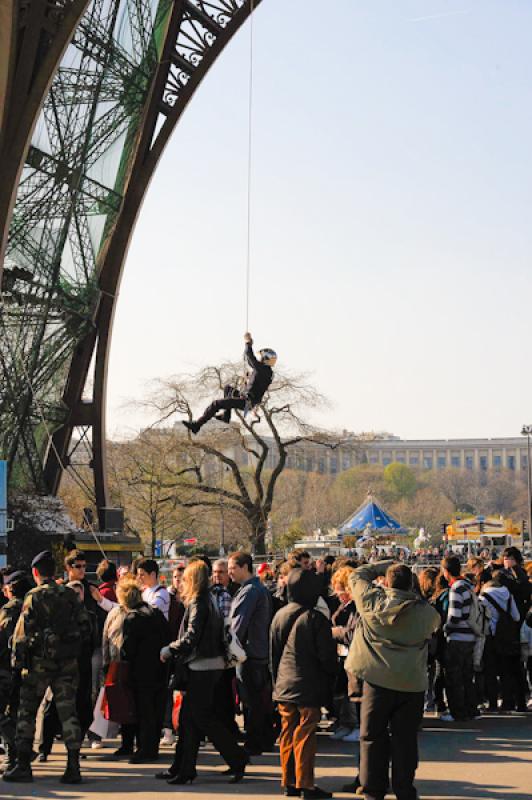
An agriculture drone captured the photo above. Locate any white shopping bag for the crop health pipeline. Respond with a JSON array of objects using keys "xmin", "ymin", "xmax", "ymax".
[{"xmin": 89, "ymin": 687, "xmax": 120, "ymax": 740}]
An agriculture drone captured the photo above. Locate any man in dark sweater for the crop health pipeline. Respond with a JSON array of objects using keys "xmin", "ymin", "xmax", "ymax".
[
  {"xmin": 182, "ymin": 333, "xmax": 276, "ymax": 434},
  {"xmin": 228, "ymin": 551, "xmax": 273, "ymax": 755}
]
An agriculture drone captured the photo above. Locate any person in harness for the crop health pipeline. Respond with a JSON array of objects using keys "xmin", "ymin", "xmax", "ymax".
[{"xmin": 182, "ymin": 333, "xmax": 277, "ymax": 435}]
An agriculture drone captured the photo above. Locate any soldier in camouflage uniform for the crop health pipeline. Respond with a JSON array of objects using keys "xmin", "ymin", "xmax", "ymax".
[
  {"xmin": 3, "ymin": 551, "xmax": 91, "ymax": 785},
  {"xmin": 0, "ymin": 571, "xmax": 32, "ymax": 773}
]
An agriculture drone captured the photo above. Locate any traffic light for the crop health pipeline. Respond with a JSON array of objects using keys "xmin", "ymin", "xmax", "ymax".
[
  {"xmin": 479, "ymin": 522, "xmax": 484, "ymax": 533},
  {"xmin": 440, "ymin": 523, "xmax": 448, "ymax": 537},
  {"xmin": 523, "ymin": 520, "xmax": 528, "ymax": 536},
  {"xmin": 63, "ymin": 532, "xmax": 76, "ymax": 552}
]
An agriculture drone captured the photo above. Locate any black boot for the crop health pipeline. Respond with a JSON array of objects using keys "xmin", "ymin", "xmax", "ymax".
[
  {"xmin": 60, "ymin": 748, "xmax": 82, "ymax": 784},
  {"xmin": 3, "ymin": 746, "xmax": 33, "ymax": 783},
  {"xmin": 182, "ymin": 420, "xmax": 200, "ymax": 435},
  {"xmin": 0, "ymin": 744, "xmax": 17, "ymax": 775},
  {"xmin": 155, "ymin": 743, "xmax": 182, "ymax": 779}
]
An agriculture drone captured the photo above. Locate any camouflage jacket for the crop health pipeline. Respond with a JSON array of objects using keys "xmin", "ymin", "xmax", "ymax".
[
  {"xmin": 12, "ymin": 579, "xmax": 92, "ymax": 671},
  {"xmin": 0, "ymin": 598, "xmax": 24, "ymax": 673}
]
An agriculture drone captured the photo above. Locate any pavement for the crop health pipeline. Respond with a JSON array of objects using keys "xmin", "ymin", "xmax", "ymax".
[{"xmin": 1, "ymin": 714, "xmax": 531, "ymax": 800}]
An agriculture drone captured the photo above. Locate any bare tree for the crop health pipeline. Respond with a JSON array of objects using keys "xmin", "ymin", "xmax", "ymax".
[
  {"xmin": 107, "ymin": 436, "xmax": 202, "ymax": 556},
  {"xmin": 430, "ymin": 468, "xmax": 477, "ymax": 512},
  {"xmin": 138, "ymin": 362, "xmax": 359, "ymax": 554}
]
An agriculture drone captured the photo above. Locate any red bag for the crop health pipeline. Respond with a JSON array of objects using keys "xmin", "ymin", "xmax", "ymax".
[
  {"xmin": 103, "ymin": 661, "xmax": 136, "ymax": 724},
  {"xmin": 171, "ymin": 692, "xmax": 183, "ymax": 731}
]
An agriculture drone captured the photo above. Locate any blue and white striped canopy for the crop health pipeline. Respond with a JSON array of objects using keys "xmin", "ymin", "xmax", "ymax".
[{"xmin": 340, "ymin": 497, "xmax": 405, "ymax": 536}]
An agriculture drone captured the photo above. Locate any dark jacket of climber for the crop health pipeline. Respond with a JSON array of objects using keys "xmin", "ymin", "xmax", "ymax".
[{"xmin": 242, "ymin": 340, "xmax": 274, "ymax": 405}]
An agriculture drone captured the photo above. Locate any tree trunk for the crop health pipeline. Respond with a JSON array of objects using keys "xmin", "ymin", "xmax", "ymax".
[
  {"xmin": 151, "ymin": 521, "xmax": 157, "ymax": 557},
  {"xmin": 251, "ymin": 514, "xmax": 268, "ymax": 555}
]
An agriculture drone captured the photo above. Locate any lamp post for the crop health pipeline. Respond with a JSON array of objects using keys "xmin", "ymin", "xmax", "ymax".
[
  {"xmin": 219, "ymin": 463, "xmax": 227, "ymax": 556},
  {"xmin": 520, "ymin": 425, "xmax": 532, "ymax": 545}
]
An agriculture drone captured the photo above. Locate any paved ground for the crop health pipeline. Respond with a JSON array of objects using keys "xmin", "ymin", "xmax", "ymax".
[{"xmin": 1, "ymin": 714, "xmax": 531, "ymax": 800}]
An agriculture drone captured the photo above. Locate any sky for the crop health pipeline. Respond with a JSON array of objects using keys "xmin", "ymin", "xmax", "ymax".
[{"xmin": 106, "ymin": 0, "xmax": 532, "ymax": 442}]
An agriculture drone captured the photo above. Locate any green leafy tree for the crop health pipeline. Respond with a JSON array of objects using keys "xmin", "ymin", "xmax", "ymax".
[
  {"xmin": 384, "ymin": 462, "xmax": 417, "ymax": 500},
  {"xmin": 274, "ymin": 518, "xmax": 306, "ymax": 553}
]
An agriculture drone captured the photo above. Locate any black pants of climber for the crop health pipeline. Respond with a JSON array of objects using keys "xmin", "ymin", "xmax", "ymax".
[{"xmin": 196, "ymin": 385, "xmax": 247, "ymax": 428}]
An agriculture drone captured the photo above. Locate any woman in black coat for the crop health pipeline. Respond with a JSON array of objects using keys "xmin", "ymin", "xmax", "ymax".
[
  {"xmin": 158, "ymin": 560, "xmax": 247, "ymax": 785},
  {"xmin": 121, "ymin": 583, "xmax": 170, "ymax": 763}
]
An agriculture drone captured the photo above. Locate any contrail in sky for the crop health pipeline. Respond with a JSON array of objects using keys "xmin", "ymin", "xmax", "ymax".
[{"xmin": 410, "ymin": 9, "xmax": 470, "ymax": 22}]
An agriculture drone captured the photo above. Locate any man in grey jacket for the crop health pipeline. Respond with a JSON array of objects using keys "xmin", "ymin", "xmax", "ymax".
[
  {"xmin": 346, "ymin": 561, "xmax": 440, "ymax": 800},
  {"xmin": 228, "ymin": 551, "xmax": 273, "ymax": 755}
]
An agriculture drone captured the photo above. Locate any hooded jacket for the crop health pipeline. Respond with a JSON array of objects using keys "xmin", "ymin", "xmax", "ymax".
[
  {"xmin": 345, "ymin": 561, "xmax": 440, "ymax": 693},
  {"xmin": 270, "ymin": 569, "xmax": 337, "ymax": 708}
]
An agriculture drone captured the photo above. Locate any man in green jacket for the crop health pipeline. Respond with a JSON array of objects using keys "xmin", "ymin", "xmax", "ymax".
[{"xmin": 345, "ymin": 561, "xmax": 440, "ymax": 800}]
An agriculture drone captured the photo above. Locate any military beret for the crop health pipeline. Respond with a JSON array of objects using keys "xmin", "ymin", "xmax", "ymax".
[
  {"xmin": 30, "ymin": 550, "xmax": 54, "ymax": 569},
  {"xmin": 4, "ymin": 569, "xmax": 26, "ymax": 585}
]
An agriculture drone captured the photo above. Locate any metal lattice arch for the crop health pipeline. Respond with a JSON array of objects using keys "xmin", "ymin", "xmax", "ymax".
[{"xmin": 0, "ymin": 0, "xmax": 262, "ymax": 518}]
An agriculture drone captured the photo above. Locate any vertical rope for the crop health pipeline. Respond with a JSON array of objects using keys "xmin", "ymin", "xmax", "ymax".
[{"xmin": 245, "ymin": 0, "xmax": 255, "ymax": 332}]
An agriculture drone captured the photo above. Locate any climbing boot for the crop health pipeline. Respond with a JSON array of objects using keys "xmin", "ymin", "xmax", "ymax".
[
  {"xmin": 182, "ymin": 420, "xmax": 200, "ymax": 435},
  {"xmin": 60, "ymin": 748, "xmax": 82, "ymax": 784},
  {"xmin": 1, "ymin": 744, "xmax": 18, "ymax": 774},
  {"xmin": 2, "ymin": 746, "xmax": 33, "ymax": 782}
]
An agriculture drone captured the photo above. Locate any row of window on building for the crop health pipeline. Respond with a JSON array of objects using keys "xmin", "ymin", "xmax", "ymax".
[
  {"xmin": 285, "ymin": 454, "xmax": 353, "ymax": 474},
  {"xmin": 368, "ymin": 453, "xmax": 527, "ymax": 471},
  {"xmin": 256, "ymin": 447, "xmax": 528, "ymax": 475}
]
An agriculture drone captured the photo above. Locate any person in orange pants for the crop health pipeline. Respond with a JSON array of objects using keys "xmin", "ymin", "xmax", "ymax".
[
  {"xmin": 270, "ymin": 569, "xmax": 337, "ymax": 799},
  {"xmin": 278, "ymin": 704, "xmax": 321, "ymax": 793}
]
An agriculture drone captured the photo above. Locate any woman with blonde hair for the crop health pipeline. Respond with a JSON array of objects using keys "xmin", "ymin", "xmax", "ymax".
[
  {"xmin": 330, "ymin": 566, "xmax": 360, "ymax": 744},
  {"xmin": 159, "ymin": 560, "xmax": 247, "ymax": 785}
]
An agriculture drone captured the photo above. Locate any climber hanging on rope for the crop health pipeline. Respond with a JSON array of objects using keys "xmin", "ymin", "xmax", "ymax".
[{"xmin": 182, "ymin": 333, "xmax": 277, "ymax": 435}]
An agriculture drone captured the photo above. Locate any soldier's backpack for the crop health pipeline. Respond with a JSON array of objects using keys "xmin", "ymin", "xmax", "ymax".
[{"xmin": 38, "ymin": 585, "xmax": 82, "ymax": 661}]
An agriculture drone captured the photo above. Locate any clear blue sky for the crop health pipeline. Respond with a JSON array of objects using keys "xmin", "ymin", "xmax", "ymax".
[{"xmin": 108, "ymin": 0, "xmax": 532, "ymax": 440}]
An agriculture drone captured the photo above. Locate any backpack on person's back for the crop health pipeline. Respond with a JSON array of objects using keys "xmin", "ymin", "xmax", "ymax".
[
  {"xmin": 467, "ymin": 590, "xmax": 491, "ymax": 637},
  {"xmin": 482, "ymin": 593, "xmax": 521, "ymax": 655}
]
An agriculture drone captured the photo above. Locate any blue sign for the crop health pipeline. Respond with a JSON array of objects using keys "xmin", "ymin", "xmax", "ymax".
[
  {"xmin": 154, "ymin": 540, "xmax": 162, "ymax": 557},
  {"xmin": 0, "ymin": 461, "xmax": 7, "ymax": 536}
]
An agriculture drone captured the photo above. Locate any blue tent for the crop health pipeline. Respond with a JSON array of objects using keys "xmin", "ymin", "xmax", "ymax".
[{"xmin": 339, "ymin": 495, "xmax": 406, "ymax": 538}]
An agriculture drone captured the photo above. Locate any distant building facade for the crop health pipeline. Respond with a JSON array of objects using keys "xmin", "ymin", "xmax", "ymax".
[
  {"xmin": 238, "ymin": 433, "xmax": 530, "ymax": 478},
  {"xmin": 365, "ymin": 436, "xmax": 529, "ymax": 477}
]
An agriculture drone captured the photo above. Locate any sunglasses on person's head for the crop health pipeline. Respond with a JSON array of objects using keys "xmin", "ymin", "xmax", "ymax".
[{"xmin": 175, "ymin": 567, "xmax": 184, "ymax": 573}]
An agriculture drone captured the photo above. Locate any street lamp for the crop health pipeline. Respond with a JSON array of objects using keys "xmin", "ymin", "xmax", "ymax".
[{"xmin": 520, "ymin": 425, "xmax": 532, "ymax": 545}]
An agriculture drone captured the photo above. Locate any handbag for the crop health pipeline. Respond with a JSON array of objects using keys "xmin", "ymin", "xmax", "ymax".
[
  {"xmin": 103, "ymin": 661, "xmax": 136, "ymax": 724},
  {"xmin": 224, "ymin": 625, "xmax": 247, "ymax": 667},
  {"xmin": 171, "ymin": 692, "xmax": 183, "ymax": 730},
  {"xmin": 168, "ymin": 659, "xmax": 190, "ymax": 691}
]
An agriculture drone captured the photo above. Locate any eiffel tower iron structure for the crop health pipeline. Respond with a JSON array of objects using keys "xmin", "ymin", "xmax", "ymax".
[{"xmin": 0, "ymin": 0, "xmax": 262, "ymax": 520}]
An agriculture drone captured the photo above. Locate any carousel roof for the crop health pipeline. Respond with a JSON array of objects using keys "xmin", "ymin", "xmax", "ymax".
[{"xmin": 339, "ymin": 494, "xmax": 406, "ymax": 537}]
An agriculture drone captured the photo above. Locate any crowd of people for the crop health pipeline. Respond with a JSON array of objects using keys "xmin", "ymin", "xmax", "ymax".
[{"xmin": 0, "ymin": 544, "xmax": 530, "ymax": 799}]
